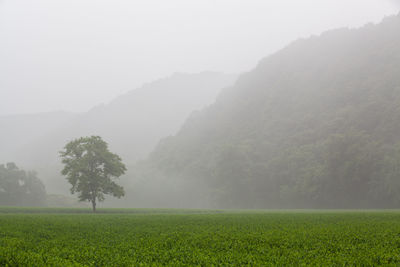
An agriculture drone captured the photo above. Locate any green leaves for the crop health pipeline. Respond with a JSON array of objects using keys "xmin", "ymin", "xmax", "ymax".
[
  {"xmin": 2, "ymin": 210, "xmax": 400, "ymax": 266},
  {"xmin": 60, "ymin": 136, "xmax": 126, "ymax": 211}
]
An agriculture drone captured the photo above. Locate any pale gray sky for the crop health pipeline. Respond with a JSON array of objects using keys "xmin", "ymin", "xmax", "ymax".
[{"xmin": 0, "ymin": 0, "xmax": 399, "ymax": 115}]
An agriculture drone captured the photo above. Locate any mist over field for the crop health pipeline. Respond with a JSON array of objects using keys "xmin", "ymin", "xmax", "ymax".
[{"xmin": 1, "ymin": 0, "xmax": 400, "ymax": 209}]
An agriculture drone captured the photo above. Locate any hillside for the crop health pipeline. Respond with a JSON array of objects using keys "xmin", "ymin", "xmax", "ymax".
[
  {"xmin": 0, "ymin": 72, "xmax": 237, "ymax": 194},
  {"xmin": 142, "ymin": 14, "xmax": 400, "ymax": 208},
  {"xmin": 0, "ymin": 112, "xmax": 76, "ymax": 163}
]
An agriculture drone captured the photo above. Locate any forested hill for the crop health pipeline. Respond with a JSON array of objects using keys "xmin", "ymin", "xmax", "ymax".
[
  {"xmin": 146, "ymin": 14, "xmax": 400, "ymax": 208},
  {"xmin": 0, "ymin": 72, "xmax": 237, "ymax": 194}
]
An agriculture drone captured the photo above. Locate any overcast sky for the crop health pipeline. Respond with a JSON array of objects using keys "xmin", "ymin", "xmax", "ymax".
[{"xmin": 1, "ymin": 0, "xmax": 399, "ymax": 115}]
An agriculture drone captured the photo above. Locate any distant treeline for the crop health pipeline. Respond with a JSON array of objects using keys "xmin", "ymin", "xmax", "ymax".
[{"xmin": 0, "ymin": 163, "xmax": 46, "ymax": 206}]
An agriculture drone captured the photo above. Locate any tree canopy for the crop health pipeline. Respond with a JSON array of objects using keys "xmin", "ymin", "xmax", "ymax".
[
  {"xmin": 60, "ymin": 136, "xmax": 126, "ymax": 212},
  {"xmin": 0, "ymin": 162, "xmax": 46, "ymax": 206}
]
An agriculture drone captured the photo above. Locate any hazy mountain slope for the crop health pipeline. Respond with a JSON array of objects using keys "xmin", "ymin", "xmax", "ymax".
[
  {"xmin": 2, "ymin": 72, "xmax": 237, "ymax": 194},
  {"xmin": 75, "ymin": 72, "xmax": 237, "ymax": 162},
  {"xmin": 143, "ymin": 14, "xmax": 400, "ymax": 208},
  {"xmin": 0, "ymin": 112, "xmax": 76, "ymax": 163}
]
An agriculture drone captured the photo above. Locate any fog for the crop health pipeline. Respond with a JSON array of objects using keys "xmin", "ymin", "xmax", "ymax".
[
  {"xmin": 1, "ymin": 1, "xmax": 400, "ymax": 209},
  {"xmin": 0, "ymin": 0, "xmax": 398, "ymax": 115}
]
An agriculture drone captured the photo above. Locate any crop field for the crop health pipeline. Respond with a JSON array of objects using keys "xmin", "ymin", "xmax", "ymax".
[{"xmin": 1, "ymin": 209, "xmax": 400, "ymax": 266}]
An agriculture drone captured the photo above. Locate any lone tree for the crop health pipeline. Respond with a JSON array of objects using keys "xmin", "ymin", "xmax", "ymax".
[{"xmin": 60, "ymin": 136, "xmax": 126, "ymax": 212}]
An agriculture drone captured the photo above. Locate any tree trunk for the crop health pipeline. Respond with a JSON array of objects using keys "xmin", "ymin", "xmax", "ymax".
[{"xmin": 91, "ymin": 199, "xmax": 96, "ymax": 213}]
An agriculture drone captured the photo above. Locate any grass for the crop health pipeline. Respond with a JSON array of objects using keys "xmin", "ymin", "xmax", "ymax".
[
  {"xmin": 1, "ymin": 208, "xmax": 400, "ymax": 266},
  {"xmin": 0, "ymin": 206, "xmax": 223, "ymax": 214}
]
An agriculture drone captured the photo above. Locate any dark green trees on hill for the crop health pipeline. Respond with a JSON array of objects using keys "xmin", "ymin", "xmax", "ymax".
[
  {"xmin": 144, "ymin": 14, "xmax": 400, "ymax": 208},
  {"xmin": 0, "ymin": 162, "xmax": 46, "ymax": 206}
]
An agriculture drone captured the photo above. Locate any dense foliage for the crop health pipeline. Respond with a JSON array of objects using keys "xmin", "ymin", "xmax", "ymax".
[
  {"xmin": 145, "ymin": 14, "xmax": 400, "ymax": 208},
  {"xmin": 1, "ymin": 209, "xmax": 400, "ymax": 266},
  {"xmin": 0, "ymin": 163, "xmax": 46, "ymax": 206},
  {"xmin": 60, "ymin": 136, "xmax": 126, "ymax": 211}
]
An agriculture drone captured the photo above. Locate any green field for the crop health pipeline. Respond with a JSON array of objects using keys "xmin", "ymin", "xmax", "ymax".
[{"xmin": 1, "ymin": 208, "xmax": 400, "ymax": 266}]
